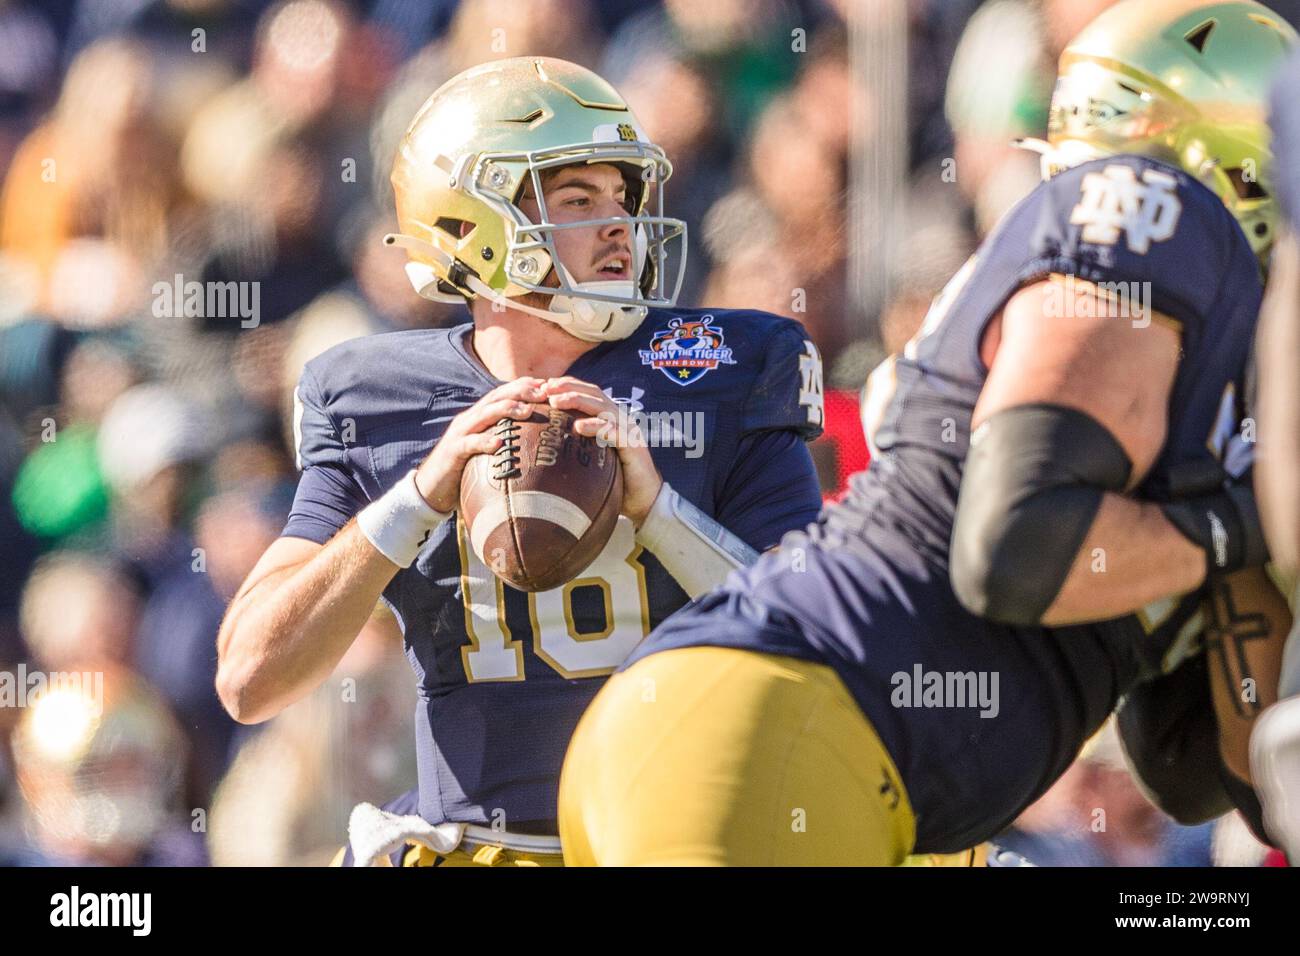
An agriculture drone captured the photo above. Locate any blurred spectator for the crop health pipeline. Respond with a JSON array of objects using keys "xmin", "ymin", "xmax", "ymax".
[
  {"xmin": 133, "ymin": 483, "xmax": 293, "ymax": 808},
  {"xmin": 19, "ymin": 551, "xmax": 140, "ymax": 671},
  {"xmin": 603, "ymin": 0, "xmax": 810, "ymax": 141},
  {"xmin": 332, "ymin": 214, "xmax": 458, "ymax": 330},
  {"xmin": 8, "ymin": 665, "xmax": 204, "ymax": 866},
  {"xmin": 207, "ymin": 608, "xmax": 418, "ymax": 865},
  {"xmin": 444, "ymin": 0, "xmax": 602, "ymax": 74},
  {"xmin": 95, "ymin": 383, "xmax": 209, "ymax": 590},
  {"xmin": 1, "ymin": 37, "xmax": 181, "ymax": 315},
  {"xmin": 9, "ymin": 337, "xmax": 136, "ymax": 551},
  {"xmin": 0, "ymin": 731, "xmax": 21, "ymax": 865},
  {"xmin": 0, "ymin": 3, "xmax": 60, "ymax": 178},
  {"xmin": 998, "ymin": 719, "xmax": 1215, "ymax": 866},
  {"xmin": 0, "ymin": 415, "xmax": 37, "ymax": 662},
  {"xmin": 60, "ymin": 0, "xmax": 268, "ymax": 65},
  {"xmin": 907, "ymin": 0, "xmax": 984, "ymax": 167}
]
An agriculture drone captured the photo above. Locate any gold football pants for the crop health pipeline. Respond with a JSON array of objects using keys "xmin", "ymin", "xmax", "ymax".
[
  {"xmin": 559, "ymin": 646, "xmax": 917, "ymax": 865},
  {"xmin": 330, "ymin": 839, "xmax": 564, "ymax": 867}
]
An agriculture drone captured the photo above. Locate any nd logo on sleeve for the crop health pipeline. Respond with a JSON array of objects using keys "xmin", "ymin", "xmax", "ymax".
[
  {"xmin": 799, "ymin": 340, "xmax": 824, "ymax": 427},
  {"xmin": 1070, "ymin": 164, "xmax": 1183, "ymax": 254}
]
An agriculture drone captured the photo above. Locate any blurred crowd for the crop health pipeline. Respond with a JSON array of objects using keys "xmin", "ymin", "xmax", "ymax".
[{"xmin": 0, "ymin": 0, "xmax": 1296, "ymax": 866}]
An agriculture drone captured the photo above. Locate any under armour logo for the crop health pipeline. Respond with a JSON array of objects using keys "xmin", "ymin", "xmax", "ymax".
[
  {"xmin": 602, "ymin": 385, "xmax": 645, "ymax": 414},
  {"xmin": 1070, "ymin": 165, "xmax": 1182, "ymax": 254}
]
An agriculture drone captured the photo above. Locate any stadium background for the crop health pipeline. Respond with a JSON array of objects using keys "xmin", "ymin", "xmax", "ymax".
[{"xmin": 0, "ymin": 0, "xmax": 1294, "ymax": 866}]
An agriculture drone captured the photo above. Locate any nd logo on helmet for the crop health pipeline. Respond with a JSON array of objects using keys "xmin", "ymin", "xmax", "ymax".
[{"xmin": 616, "ymin": 123, "xmax": 638, "ymax": 142}]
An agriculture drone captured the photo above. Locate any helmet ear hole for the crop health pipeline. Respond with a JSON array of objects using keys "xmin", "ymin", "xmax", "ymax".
[
  {"xmin": 1226, "ymin": 168, "xmax": 1268, "ymax": 201},
  {"xmin": 434, "ymin": 217, "xmax": 475, "ymax": 239}
]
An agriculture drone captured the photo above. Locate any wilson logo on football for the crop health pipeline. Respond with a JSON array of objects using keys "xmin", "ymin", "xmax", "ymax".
[
  {"xmin": 1069, "ymin": 164, "xmax": 1182, "ymax": 254},
  {"xmin": 638, "ymin": 316, "xmax": 736, "ymax": 385}
]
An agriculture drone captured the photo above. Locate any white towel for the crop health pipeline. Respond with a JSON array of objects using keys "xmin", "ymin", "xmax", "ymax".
[{"xmin": 347, "ymin": 801, "xmax": 467, "ymax": 867}]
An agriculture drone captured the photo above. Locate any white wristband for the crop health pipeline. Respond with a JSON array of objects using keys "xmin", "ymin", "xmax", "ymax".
[
  {"xmin": 635, "ymin": 482, "xmax": 758, "ymax": 598},
  {"xmin": 357, "ymin": 469, "xmax": 451, "ymax": 568}
]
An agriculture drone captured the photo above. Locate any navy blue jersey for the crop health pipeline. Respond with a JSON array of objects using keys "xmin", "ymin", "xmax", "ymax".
[
  {"xmin": 1273, "ymin": 51, "xmax": 1300, "ymax": 235},
  {"xmin": 631, "ymin": 155, "xmax": 1264, "ymax": 852},
  {"xmin": 283, "ymin": 306, "xmax": 824, "ymax": 830}
]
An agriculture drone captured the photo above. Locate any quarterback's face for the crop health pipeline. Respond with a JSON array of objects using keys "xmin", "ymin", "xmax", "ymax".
[{"xmin": 518, "ymin": 162, "xmax": 635, "ymax": 286}]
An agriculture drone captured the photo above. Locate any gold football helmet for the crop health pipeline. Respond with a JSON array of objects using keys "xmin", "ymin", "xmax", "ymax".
[
  {"xmin": 386, "ymin": 57, "xmax": 687, "ymax": 341},
  {"xmin": 1023, "ymin": 0, "xmax": 1297, "ymax": 261}
]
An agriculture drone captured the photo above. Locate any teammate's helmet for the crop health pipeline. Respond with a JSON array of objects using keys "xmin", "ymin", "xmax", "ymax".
[
  {"xmin": 387, "ymin": 57, "xmax": 687, "ymax": 342},
  {"xmin": 1033, "ymin": 0, "xmax": 1297, "ymax": 261}
]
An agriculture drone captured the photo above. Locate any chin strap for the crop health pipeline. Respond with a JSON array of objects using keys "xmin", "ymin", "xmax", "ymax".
[
  {"xmin": 547, "ymin": 261, "xmax": 646, "ymax": 340},
  {"xmin": 386, "ymin": 232, "xmax": 555, "ymax": 319},
  {"xmin": 1012, "ymin": 136, "xmax": 1052, "ymax": 156},
  {"xmin": 1013, "ymin": 136, "xmax": 1107, "ymax": 181},
  {"xmin": 385, "ymin": 232, "xmax": 646, "ymax": 342}
]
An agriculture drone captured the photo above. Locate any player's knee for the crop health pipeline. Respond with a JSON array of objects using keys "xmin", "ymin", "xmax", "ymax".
[{"xmin": 1117, "ymin": 667, "xmax": 1232, "ymax": 825}]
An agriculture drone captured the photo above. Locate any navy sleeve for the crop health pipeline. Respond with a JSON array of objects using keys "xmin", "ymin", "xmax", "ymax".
[
  {"xmin": 714, "ymin": 429, "xmax": 822, "ymax": 552},
  {"xmin": 741, "ymin": 321, "xmax": 825, "ymax": 441},
  {"xmin": 282, "ymin": 465, "xmax": 368, "ymax": 544},
  {"xmin": 281, "ymin": 364, "xmax": 368, "ymax": 543}
]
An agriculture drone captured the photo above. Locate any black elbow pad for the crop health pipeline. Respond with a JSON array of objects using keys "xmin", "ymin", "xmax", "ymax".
[{"xmin": 950, "ymin": 403, "xmax": 1131, "ymax": 626}]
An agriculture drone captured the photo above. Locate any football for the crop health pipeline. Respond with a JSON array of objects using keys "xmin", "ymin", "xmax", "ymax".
[{"xmin": 460, "ymin": 404, "xmax": 623, "ymax": 592}]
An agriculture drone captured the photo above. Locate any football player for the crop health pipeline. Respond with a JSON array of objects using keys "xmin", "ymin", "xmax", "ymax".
[
  {"xmin": 215, "ymin": 58, "xmax": 825, "ymax": 866},
  {"xmin": 1251, "ymin": 48, "xmax": 1300, "ymax": 860},
  {"xmin": 558, "ymin": 0, "xmax": 1297, "ymax": 865}
]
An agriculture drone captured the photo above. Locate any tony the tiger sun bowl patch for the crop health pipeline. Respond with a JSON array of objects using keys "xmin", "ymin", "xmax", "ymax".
[{"xmin": 638, "ymin": 316, "xmax": 737, "ymax": 385}]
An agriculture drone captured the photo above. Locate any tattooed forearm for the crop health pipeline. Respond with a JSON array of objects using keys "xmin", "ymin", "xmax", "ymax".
[
  {"xmin": 1202, "ymin": 566, "xmax": 1290, "ymax": 783},
  {"xmin": 1204, "ymin": 576, "xmax": 1272, "ymax": 719}
]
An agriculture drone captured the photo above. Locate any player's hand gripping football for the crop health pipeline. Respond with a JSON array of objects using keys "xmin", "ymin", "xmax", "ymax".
[
  {"xmin": 542, "ymin": 376, "xmax": 664, "ymax": 528},
  {"xmin": 413, "ymin": 377, "xmax": 547, "ymax": 513}
]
